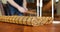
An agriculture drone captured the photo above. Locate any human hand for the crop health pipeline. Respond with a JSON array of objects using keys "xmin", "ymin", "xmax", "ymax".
[
  {"xmin": 17, "ymin": 7, "xmax": 27, "ymax": 13},
  {"xmin": 24, "ymin": 7, "xmax": 28, "ymax": 11}
]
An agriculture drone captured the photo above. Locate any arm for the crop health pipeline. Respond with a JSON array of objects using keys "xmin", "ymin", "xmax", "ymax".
[
  {"xmin": 23, "ymin": 0, "xmax": 28, "ymax": 10},
  {"xmin": 23, "ymin": 0, "xmax": 27, "ymax": 8},
  {"xmin": 7, "ymin": 0, "xmax": 27, "ymax": 13}
]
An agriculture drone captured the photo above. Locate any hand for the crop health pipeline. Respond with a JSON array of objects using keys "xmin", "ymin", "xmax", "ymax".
[
  {"xmin": 24, "ymin": 7, "xmax": 28, "ymax": 11},
  {"xmin": 17, "ymin": 7, "xmax": 27, "ymax": 13}
]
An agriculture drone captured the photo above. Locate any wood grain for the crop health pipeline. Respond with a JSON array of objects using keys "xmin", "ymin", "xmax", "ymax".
[{"xmin": 0, "ymin": 22, "xmax": 60, "ymax": 32}]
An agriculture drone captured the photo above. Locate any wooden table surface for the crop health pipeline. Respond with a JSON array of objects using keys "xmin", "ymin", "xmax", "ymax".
[{"xmin": 0, "ymin": 22, "xmax": 60, "ymax": 32}]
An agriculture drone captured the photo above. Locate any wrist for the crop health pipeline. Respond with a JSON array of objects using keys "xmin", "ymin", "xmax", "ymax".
[{"xmin": 17, "ymin": 6, "xmax": 22, "ymax": 9}]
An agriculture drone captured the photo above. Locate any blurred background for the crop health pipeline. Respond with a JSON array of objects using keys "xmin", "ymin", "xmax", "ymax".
[{"xmin": 54, "ymin": 0, "xmax": 60, "ymax": 21}]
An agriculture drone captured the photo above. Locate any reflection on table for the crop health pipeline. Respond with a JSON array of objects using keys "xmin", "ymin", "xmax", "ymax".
[{"xmin": 0, "ymin": 21, "xmax": 60, "ymax": 32}]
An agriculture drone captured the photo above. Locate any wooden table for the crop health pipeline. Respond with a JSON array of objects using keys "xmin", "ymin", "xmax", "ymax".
[{"xmin": 0, "ymin": 22, "xmax": 60, "ymax": 32}]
